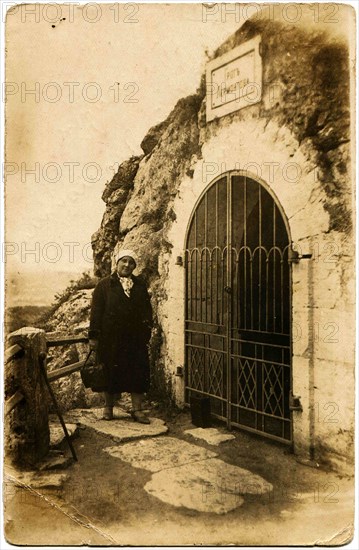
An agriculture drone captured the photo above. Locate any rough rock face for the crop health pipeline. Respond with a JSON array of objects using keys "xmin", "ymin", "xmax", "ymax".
[
  {"xmin": 45, "ymin": 289, "xmax": 103, "ymax": 412},
  {"xmin": 89, "ymin": 92, "xmax": 203, "ymax": 401},
  {"xmin": 92, "ymin": 156, "xmax": 142, "ymax": 276},
  {"xmin": 92, "ymin": 93, "xmax": 203, "ymax": 280},
  {"xmin": 140, "ymin": 119, "xmax": 170, "ymax": 156}
]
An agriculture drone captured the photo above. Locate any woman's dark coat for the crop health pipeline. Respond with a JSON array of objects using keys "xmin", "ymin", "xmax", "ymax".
[{"xmin": 88, "ymin": 272, "xmax": 152, "ymax": 393}]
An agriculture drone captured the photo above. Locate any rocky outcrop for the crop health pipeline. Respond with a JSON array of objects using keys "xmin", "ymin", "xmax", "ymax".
[
  {"xmin": 140, "ymin": 119, "xmax": 169, "ymax": 156},
  {"xmin": 44, "ymin": 289, "xmax": 102, "ymax": 412},
  {"xmin": 92, "ymin": 93, "xmax": 203, "ymax": 280},
  {"xmin": 89, "ymin": 92, "xmax": 203, "ymax": 402},
  {"xmin": 92, "ymin": 156, "xmax": 142, "ymax": 277}
]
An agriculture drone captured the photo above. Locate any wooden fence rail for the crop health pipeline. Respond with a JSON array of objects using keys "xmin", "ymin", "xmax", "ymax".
[
  {"xmin": 5, "ymin": 390, "xmax": 25, "ymax": 416},
  {"xmin": 47, "ymin": 359, "xmax": 87, "ymax": 382},
  {"xmin": 46, "ymin": 332, "xmax": 88, "ymax": 347},
  {"xmin": 5, "ymin": 331, "xmax": 90, "ymax": 416},
  {"xmin": 5, "ymin": 343, "xmax": 24, "ymax": 364},
  {"xmin": 45, "ymin": 331, "xmax": 89, "ymax": 381}
]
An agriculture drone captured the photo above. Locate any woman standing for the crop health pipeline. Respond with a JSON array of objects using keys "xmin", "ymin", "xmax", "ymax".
[{"xmin": 88, "ymin": 249, "xmax": 153, "ymax": 423}]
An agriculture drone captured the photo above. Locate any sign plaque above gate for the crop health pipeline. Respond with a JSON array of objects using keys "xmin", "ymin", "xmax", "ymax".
[{"xmin": 206, "ymin": 36, "xmax": 262, "ymax": 122}]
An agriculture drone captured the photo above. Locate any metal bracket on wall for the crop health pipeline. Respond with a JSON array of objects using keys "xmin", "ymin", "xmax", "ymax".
[
  {"xmin": 288, "ymin": 248, "xmax": 313, "ymax": 263},
  {"xmin": 289, "ymin": 392, "xmax": 303, "ymax": 412}
]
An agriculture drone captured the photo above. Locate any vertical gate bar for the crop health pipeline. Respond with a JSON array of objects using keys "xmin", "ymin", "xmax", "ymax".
[
  {"xmin": 216, "ymin": 253, "xmax": 219, "ymax": 328},
  {"xmin": 207, "ymin": 257, "xmax": 209, "ymax": 326},
  {"xmin": 216, "ymin": 183, "xmax": 219, "ymax": 327},
  {"xmin": 258, "ymin": 184, "xmax": 262, "ymax": 330},
  {"xmin": 255, "ymin": 343, "xmax": 258, "ymax": 431},
  {"xmin": 187, "ymin": 252, "xmax": 190, "ymax": 322},
  {"xmin": 193, "ymin": 252, "xmax": 196, "ymax": 323},
  {"xmin": 244, "ymin": 177, "xmax": 247, "ymax": 329},
  {"xmin": 193, "ymin": 253, "xmax": 197, "ymax": 323},
  {"xmin": 198, "ymin": 250, "xmax": 201, "ymax": 324},
  {"xmin": 215, "ymin": 182, "xmax": 219, "ymax": 248},
  {"xmin": 265, "ymin": 253, "xmax": 269, "ymax": 332},
  {"xmin": 194, "ymin": 213, "xmax": 197, "ymax": 322},
  {"xmin": 236, "ymin": 256, "xmax": 239, "ymax": 330},
  {"xmin": 184, "ymin": 252, "xmax": 192, "ymax": 402},
  {"xmin": 226, "ymin": 173, "xmax": 232, "ymax": 428},
  {"xmin": 210, "ymin": 252, "xmax": 213, "ymax": 324},
  {"xmin": 189, "ymin": 254, "xmax": 192, "ymax": 325},
  {"xmin": 262, "ymin": 355, "xmax": 265, "ymax": 432},
  {"xmin": 205, "ymin": 193, "xmax": 208, "ymax": 324},
  {"xmin": 250, "ymin": 255, "xmax": 254, "ymax": 330},
  {"xmin": 200, "ymin": 250, "xmax": 203, "ymax": 323},
  {"xmin": 222, "ymin": 249, "xmax": 225, "ymax": 326},
  {"xmin": 273, "ymin": 204, "xmax": 276, "ymax": 333},
  {"xmin": 282, "ymin": 347, "xmax": 285, "ymax": 439},
  {"xmin": 204, "ymin": 333, "xmax": 207, "ymax": 392},
  {"xmin": 281, "ymin": 255, "xmax": 284, "ymax": 333},
  {"xmin": 289, "ymin": 248, "xmax": 293, "ymax": 443}
]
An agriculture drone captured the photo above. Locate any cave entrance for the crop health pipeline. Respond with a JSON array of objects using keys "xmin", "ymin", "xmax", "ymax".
[{"xmin": 184, "ymin": 172, "xmax": 292, "ymax": 443}]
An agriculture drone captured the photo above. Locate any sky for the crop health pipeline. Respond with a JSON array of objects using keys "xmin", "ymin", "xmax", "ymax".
[{"xmin": 5, "ymin": 2, "xmax": 243, "ymax": 274}]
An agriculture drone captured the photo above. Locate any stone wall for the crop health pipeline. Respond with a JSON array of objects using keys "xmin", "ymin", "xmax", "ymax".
[{"xmin": 85, "ymin": 16, "xmax": 354, "ymax": 468}]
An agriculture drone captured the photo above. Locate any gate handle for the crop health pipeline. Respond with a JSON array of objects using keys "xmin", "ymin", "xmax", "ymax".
[{"xmin": 224, "ymin": 286, "xmax": 232, "ymax": 294}]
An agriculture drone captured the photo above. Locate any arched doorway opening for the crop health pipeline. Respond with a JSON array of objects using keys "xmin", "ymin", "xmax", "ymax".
[{"xmin": 184, "ymin": 172, "xmax": 292, "ymax": 443}]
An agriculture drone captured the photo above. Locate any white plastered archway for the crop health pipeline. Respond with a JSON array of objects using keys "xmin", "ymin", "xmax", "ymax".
[{"xmin": 160, "ymin": 117, "xmax": 330, "ymax": 455}]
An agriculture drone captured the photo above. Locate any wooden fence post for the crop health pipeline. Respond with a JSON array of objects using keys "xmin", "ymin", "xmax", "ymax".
[{"xmin": 5, "ymin": 327, "xmax": 50, "ymax": 466}]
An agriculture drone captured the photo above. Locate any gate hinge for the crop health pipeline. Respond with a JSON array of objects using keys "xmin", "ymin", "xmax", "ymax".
[{"xmin": 289, "ymin": 391, "xmax": 303, "ymax": 412}]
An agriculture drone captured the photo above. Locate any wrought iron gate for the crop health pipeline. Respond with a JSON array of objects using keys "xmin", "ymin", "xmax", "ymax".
[{"xmin": 185, "ymin": 172, "xmax": 292, "ymax": 443}]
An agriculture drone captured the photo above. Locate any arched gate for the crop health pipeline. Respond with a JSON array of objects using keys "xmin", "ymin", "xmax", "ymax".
[{"xmin": 184, "ymin": 172, "xmax": 292, "ymax": 443}]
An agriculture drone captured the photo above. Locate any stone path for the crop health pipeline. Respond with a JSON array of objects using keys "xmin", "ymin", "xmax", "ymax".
[
  {"xmin": 104, "ymin": 437, "xmax": 217, "ymax": 471},
  {"xmin": 185, "ymin": 427, "xmax": 236, "ymax": 445},
  {"xmin": 103, "ymin": 433, "xmax": 272, "ymax": 514},
  {"xmin": 63, "ymin": 407, "xmax": 168, "ymax": 442},
  {"xmin": 5, "ymin": 408, "xmax": 354, "ymax": 546},
  {"xmin": 49, "ymin": 421, "xmax": 78, "ymax": 447},
  {"xmin": 9, "ymin": 408, "xmax": 274, "ymax": 515},
  {"xmin": 51, "ymin": 408, "xmax": 273, "ymax": 514}
]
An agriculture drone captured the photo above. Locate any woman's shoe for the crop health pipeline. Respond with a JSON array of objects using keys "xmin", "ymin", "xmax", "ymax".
[
  {"xmin": 130, "ymin": 410, "xmax": 150, "ymax": 424},
  {"xmin": 103, "ymin": 407, "xmax": 113, "ymax": 420}
]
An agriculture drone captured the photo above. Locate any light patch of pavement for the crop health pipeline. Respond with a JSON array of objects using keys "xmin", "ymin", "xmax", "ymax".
[
  {"xmin": 145, "ymin": 458, "xmax": 272, "ymax": 514},
  {"xmin": 185, "ymin": 427, "xmax": 236, "ymax": 445},
  {"xmin": 105, "ymin": 437, "xmax": 272, "ymax": 514},
  {"xmin": 104, "ymin": 437, "xmax": 217, "ymax": 471},
  {"xmin": 62, "ymin": 408, "xmax": 168, "ymax": 442},
  {"xmin": 49, "ymin": 422, "xmax": 79, "ymax": 448},
  {"xmin": 146, "ymin": 465, "xmax": 244, "ymax": 514}
]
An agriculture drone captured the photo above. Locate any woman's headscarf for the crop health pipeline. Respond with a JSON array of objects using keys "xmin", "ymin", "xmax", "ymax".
[{"xmin": 113, "ymin": 249, "xmax": 138, "ymax": 267}]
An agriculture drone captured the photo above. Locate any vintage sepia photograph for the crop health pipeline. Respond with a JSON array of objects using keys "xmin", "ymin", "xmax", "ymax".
[{"xmin": 1, "ymin": 1, "xmax": 357, "ymax": 546}]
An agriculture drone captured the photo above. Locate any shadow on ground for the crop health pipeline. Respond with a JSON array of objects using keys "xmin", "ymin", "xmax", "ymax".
[{"xmin": 4, "ymin": 406, "xmax": 354, "ymax": 546}]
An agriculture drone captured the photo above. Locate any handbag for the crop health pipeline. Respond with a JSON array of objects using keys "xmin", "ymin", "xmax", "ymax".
[{"xmin": 80, "ymin": 350, "xmax": 107, "ymax": 390}]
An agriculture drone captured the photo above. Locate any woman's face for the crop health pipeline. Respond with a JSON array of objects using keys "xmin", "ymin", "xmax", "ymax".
[{"xmin": 116, "ymin": 256, "xmax": 136, "ymax": 277}]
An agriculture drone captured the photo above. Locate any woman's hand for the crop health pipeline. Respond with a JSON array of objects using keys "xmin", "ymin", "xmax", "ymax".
[{"xmin": 89, "ymin": 339, "xmax": 99, "ymax": 351}]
